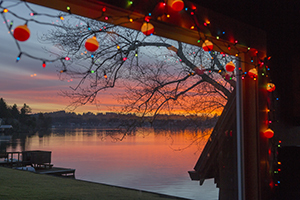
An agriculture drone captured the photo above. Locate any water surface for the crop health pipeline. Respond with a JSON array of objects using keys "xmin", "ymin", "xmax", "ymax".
[{"xmin": 5, "ymin": 128, "xmax": 218, "ymax": 200}]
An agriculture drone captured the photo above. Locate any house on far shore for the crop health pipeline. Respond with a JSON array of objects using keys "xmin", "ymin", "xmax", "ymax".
[{"xmin": 0, "ymin": 118, "xmax": 13, "ymax": 133}]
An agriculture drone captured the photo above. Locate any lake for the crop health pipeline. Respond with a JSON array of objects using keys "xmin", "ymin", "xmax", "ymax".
[{"xmin": 4, "ymin": 127, "xmax": 219, "ymax": 200}]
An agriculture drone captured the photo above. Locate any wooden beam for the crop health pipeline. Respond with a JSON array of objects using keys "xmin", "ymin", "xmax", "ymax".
[{"xmin": 24, "ymin": 0, "xmax": 266, "ymax": 56}]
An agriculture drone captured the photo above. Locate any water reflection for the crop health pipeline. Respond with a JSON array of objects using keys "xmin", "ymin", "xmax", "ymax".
[{"xmin": 5, "ymin": 128, "xmax": 218, "ymax": 200}]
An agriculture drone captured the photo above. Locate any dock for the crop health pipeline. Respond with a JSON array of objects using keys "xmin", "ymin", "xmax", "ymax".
[
  {"xmin": 35, "ymin": 167, "xmax": 75, "ymax": 177},
  {"xmin": 0, "ymin": 150, "xmax": 75, "ymax": 177}
]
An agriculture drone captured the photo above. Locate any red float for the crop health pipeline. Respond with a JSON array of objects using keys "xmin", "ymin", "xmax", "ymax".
[
  {"xmin": 141, "ymin": 22, "xmax": 154, "ymax": 36},
  {"xmin": 225, "ymin": 61, "xmax": 235, "ymax": 72},
  {"xmin": 13, "ymin": 24, "xmax": 30, "ymax": 42},
  {"xmin": 168, "ymin": 0, "xmax": 184, "ymax": 12},
  {"xmin": 267, "ymin": 83, "xmax": 276, "ymax": 92},
  {"xmin": 264, "ymin": 128, "xmax": 274, "ymax": 139},
  {"xmin": 202, "ymin": 40, "xmax": 213, "ymax": 51},
  {"xmin": 85, "ymin": 36, "xmax": 99, "ymax": 52}
]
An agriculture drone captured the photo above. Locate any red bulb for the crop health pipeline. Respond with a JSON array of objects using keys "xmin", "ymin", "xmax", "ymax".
[{"xmin": 13, "ymin": 24, "xmax": 30, "ymax": 42}]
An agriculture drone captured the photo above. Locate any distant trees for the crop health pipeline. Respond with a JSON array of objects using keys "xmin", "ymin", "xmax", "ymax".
[{"xmin": 0, "ymin": 98, "xmax": 51, "ymax": 133}]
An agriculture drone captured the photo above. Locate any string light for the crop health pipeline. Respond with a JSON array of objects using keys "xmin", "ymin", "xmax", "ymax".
[
  {"xmin": 16, "ymin": 53, "xmax": 22, "ymax": 62},
  {"xmin": 42, "ymin": 61, "xmax": 46, "ymax": 68},
  {"xmin": 66, "ymin": 6, "xmax": 71, "ymax": 14}
]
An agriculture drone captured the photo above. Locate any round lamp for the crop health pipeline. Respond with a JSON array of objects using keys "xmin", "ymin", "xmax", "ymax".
[
  {"xmin": 85, "ymin": 36, "xmax": 99, "ymax": 52},
  {"xmin": 13, "ymin": 24, "xmax": 30, "ymax": 42},
  {"xmin": 168, "ymin": 0, "xmax": 184, "ymax": 12},
  {"xmin": 267, "ymin": 83, "xmax": 276, "ymax": 92},
  {"xmin": 202, "ymin": 40, "xmax": 213, "ymax": 51},
  {"xmin": 141, "ymin": 22, "xmax": 154, "ymax": 36},
  {"xmin": 225, "ymin": 61, "xmax": 235, "ymax": 72},
  {"xmin": 264, "ymin": 128, "xmax": 274, "ymax": 139},
  {"xmin": 248, "ymin": 68, "xmax": 258, "ymax": 78}
]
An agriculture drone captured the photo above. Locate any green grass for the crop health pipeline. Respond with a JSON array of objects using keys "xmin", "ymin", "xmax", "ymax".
[{"xmin": 0, "ymin": 167, "xmax": 189, "ymax": 200}]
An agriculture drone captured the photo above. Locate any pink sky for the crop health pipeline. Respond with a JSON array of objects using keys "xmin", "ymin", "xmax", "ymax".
[{"xmin": 0, "ymin": 5, "xmax": 120, "ymax": 114}]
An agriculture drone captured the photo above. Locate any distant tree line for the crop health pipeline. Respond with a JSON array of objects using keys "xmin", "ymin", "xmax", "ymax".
[
  {"xmin": 45, "ymin": 110, "xmax": 218, "ymax": 130},
  {"xmin": 0, "ymin": 97, "xmax": 218, "ymax": 133},
  {"xmin": 0, "ymin": 98, "xmax": 51, "ymax": 133}
]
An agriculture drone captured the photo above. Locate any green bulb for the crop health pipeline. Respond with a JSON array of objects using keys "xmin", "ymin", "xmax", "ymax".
[
  {"xmin": 67, "ymin": 6, "xmax": 70, "ymax": 10},
  {"xmin": 91, "ymin": 70, "xmax": 95, "ymax": 73}
]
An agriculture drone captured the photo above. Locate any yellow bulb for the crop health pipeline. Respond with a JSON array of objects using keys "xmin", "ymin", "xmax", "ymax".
[
  {"xmin": 117, "ymin": 45, "xmax": 120, "ymax": 49},
  {"xmin": 167, "ymin": 14, "xmax": 170, "ymax": 18},
  {"xmin": 129, "ymin": 18, "xmax": 133, "ymax": 22},
  {"xmin": 3, "ymin": 8, "xmax": 8, "ymax": 13},
  {"xmin": 190, "ymin": 26, "xmax": 194, "ymax": 29},
  {"xmin": 60, "ymin": 16, "xmax": 64, "ymax": 20}
]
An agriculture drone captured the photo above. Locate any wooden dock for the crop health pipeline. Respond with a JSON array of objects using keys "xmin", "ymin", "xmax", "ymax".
[
  {"xmin": 35, "ymin": 167, "xmax": 75, "ymax": 177},
  {"xmin": 0, "ymin": 150, "xmax": 75, "ymax": 177}
]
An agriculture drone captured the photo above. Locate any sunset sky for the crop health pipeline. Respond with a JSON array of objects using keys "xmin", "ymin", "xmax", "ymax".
[
  {"xmin": 0, "ymin": 1, "xmax": 229, "ymax": 116},
  {"xmin": 0, "ymin": 2, "xmax": 121, "ymax": 114}
]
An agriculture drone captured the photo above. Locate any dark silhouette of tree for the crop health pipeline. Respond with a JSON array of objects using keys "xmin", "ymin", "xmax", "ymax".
[
  {"xmin": 10, "ymin": 104, "xmax": 20, "ymax": 119},
  {"xmin": 40, "ymin": 16, "xmax": 236, "ymax": 122},
  {"xmin": 20, "ymin": 103, "xmax": 31, "ymax": 115},
  {"xmin": 0, "ymin": 98, "xmax": 37, "ymax": 133},
  {"xmin": 0, "ymin": 98, "xmax": 10, "ymax": 119}
]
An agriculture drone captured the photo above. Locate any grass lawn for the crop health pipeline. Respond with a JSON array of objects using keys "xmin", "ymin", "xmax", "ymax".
[{"xmin": 0, "ymin": 167, "xmax": 190, "ymax": 200}]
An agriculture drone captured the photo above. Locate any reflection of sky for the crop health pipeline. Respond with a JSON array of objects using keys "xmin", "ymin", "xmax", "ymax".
[
  {"xmin": 6, "ymin": 127, "xmax": 218, "ymax": 200},
  {"xmin": 0, "ymin": 2, "xmax": 120, "ymax": 113}
]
